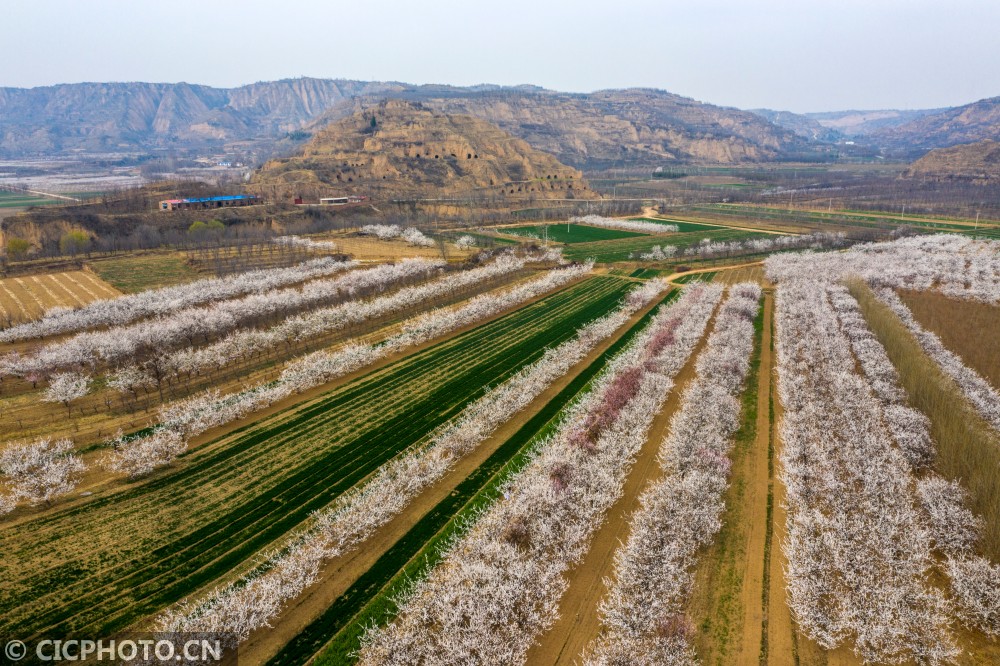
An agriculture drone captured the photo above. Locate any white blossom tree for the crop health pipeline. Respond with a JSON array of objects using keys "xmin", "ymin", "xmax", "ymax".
[
  {"xmin": 42, "ymin": 372, "xmax": 91, "ymax": 416},
  {"xmin": 0, "ymin": 437, "xmax": 85, "ymax": 511}
]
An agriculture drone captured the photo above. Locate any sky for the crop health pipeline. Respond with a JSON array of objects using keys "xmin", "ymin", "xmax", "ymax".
[{"xmin": 4, "ymin": 0, "xmax": 999, "ymax": 113}]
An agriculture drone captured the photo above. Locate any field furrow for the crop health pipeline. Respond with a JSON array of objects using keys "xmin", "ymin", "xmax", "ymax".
[
  {"xmin": 252, "ymin": 291, "xmax": 677, "ymax": 666},
  {"xmin": 0, "ymin": 276, "xmax": 629, "ymax": 640}
]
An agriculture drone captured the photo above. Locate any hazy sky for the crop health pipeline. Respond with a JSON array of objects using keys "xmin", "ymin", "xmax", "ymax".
[{"xmin": 4, "ymin": 0, "xmax": 999, "ymax": 113}]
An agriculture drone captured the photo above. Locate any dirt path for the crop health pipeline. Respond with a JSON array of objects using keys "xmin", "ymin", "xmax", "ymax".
[
  {"xmin": 646, "ymin": 212, "xmax": 800, "ymax": 237},
  {"xmin": 522, "ymin": 306, "xmax": 719, "ymax": 666},
  {"xmin": 742, "ymin": 293, "xmax": 774, "ymax": 662},
  {"xmin": 237, "ymin": 289, "xmax": 667, "ymax": 665},
  {"xmin": 687, "ymin": 293, "xmax": 774, "ymax": 665}
]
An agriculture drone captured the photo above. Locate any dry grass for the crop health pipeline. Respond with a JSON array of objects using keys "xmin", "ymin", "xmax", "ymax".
[
  {"xmin": 316, "ymin": 234, "xmax": 475, "ymax": 262},
  {"xmin": 712, "ymin": 264, "xmax": 773, "ymax": 288},
  {"xmin": 0, "ymin": 269, "xmax": 119, "ymax": 326},
  {"xmin": 898, "ymin": 289, "xmax": 1000, "ymax": 391},
  {"xmin": 89, "ymin": 253, "xmax": 201, "ymax": 293},
  {"xmin": 849, "ymin": 281, "xmax": 1000, "ymax": 559}
]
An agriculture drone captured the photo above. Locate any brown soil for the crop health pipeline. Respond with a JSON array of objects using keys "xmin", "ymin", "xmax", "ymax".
[
  {"xmin": 522, "ymin": 303, "xmax": 720, "ymax": 666},
  {"xmin": 236, "ymin": 285, "xmax": 666, "ymax": 665},
  {"xmin": 0, "ymin": 269, "xmax": 119, "ymax": 325},
  {"xmin": 897, "ymin": 288, "xmax": 1000, "ymax": 391},
  {"xmin": 713, "ymin": 264, "xmax": 774, "ymax": 289},
  {"xmin": 317, "ymin": 234, "xmax": 475, "ymax": 262}
]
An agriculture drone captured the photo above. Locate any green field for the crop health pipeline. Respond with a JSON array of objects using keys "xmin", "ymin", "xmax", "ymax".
[
  {"xmin": 503, "ymin": 223, "xmax": 647, "ymax": 244},
  {"xmin": 0, "ymin": 276, "xmax": 630, "ymax": 639},
  {"xmin": 631, "ymin": 217, "xmax": 724, "ymax": 233},
  {"xmin": 691, "ymin": 204, "xmax": 1000, "ymax": 239},
  {"xmin": 89, "ymin": 254, "xmax": 201, "ymax": 292},
  {"xmin": 563, "ymin": 228, "xmax": 771, "ymax": 263},
  {"xmin": 674, "ymin": 271, "xmax": 718, "ymax": 284},
  {"xmin": 0, "ymin": 190, "xmax": 65, "ymax": 208},
  {"xmin": 270, "ymin": 291, "xmax": 678, "ymax": 666}
]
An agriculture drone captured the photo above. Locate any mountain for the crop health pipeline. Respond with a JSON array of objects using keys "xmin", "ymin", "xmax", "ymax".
[
  {"xmin": 0, "ymin": 78, "xmax": 404, "ymax": 156},
  {"xmin": 0, "ymin": 79, "xmax": 814, "ymax": 165},
  {"xmin": 903, "ymin": 139, "xmax": 1000, "ymax": 181},
  {"xmin": 805, "ymin": 109, "xmax": 943, "ymax": 137},
  {"xmin": 252, "ymin": 99, "xmax": 596, "ymax": 202},
  {"xmin": 324, "ymin": 87, "xmax": 814, "ymax": 167},
  {"xmin": 750, "ymin": 109, "xmax": 843, "ymax": 142},
  {"xmin": 867, "ymin": 97, "xmax": 1000, "ymax": 154},
  {"xmin": 750, "ymin": 108, "xmax": 949, "ymax": 144}
]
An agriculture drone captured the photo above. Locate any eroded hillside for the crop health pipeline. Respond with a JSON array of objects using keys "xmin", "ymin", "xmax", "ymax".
[{"xmin": 253, "ymin": 100, "xmax": 596, "ymax": 202}]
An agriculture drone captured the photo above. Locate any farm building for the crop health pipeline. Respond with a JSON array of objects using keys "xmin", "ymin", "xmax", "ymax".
[{"xmin": 159, "ymin": 195, "xmax": 260, "ymax": 211}]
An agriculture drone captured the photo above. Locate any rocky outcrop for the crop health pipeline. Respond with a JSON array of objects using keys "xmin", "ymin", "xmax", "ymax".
[
  {"xmin": 252, "ymin": 100, "xmax": 596, "ymax": 202},
  {"xmin": 903, "ymin": 140, "xmax": 1000, "ymax": 182},
  {"xmin": 325, "ymin": 87, "xmax": 810, "ymax": 167}
]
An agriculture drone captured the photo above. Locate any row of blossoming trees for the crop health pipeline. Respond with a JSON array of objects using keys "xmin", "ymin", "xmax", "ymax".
[
  {"xmin": 0, "ymin": 256, "xmax": 350, "ymax": 342},
  {"xmin": 0, "ymin": 257, "xmax": 446, "ymax": 379},
  {"xmin": 355, "ymin": 283, "xmax": 723, "ymax": 664},
  {"xmin": 586, "ymin": 282, "xmax": 762, "ymax": 664},
  {"xmin": 569, "ymin": 215, "xmax": 680, "ymax": 234},
  {"xmin": 0, "ymin": 257, "xmax": 592, "ymax": 511},
  {"xmin": 108, "ymin": 257, "xmax": 589, "ymax": 475},
  {"xmin": 765, "ymin": 233, "xmax": 1000, "ymax": 662},
  {"xmin": 635, "ymin": 230, "xmax": 850, "ymax": 261},
  {"xmin": 157, "ymin": 279, "xmax": 668, "ymax": 639},
  {"xmin": 0, "ymin": 249, "xmax": 569, "ymax": 510},
  {"xmin": 359, "ymin": 224, "xmax": 435, "ymax": 247}
]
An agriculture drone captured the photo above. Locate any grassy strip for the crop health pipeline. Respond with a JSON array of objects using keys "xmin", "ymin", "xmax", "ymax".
[
  {"xmin": 563, "ymin": 229, "xmax": 769, "ymax": 264},
  {"xmin": 506, "ymin": 223, "xmax": 646, "ymax": 244},
  {"xmin": 270, "ymin": 292, "xmax": 678, "ymax": 666},
  {"xmin": 688, "ymin": 296, "xmax": 765, "ymax": 664},
  {"xmin": 675, "ymin": 272, "xmax": 718, "ymax": 285},
  {"xmin": 2, "ymin": 279, "xmax": 629, "ymax": 638},
  {"xmin": 848, "ymin": 281, "xmax": 1000, "ymax": 559},
  {"xmin": 688, "ymin": 205, "xmax": 1000, "ymax": 240},
  {"xmin": 760, "ymin": 299, "xmax": 776, "ymax": 665}
]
